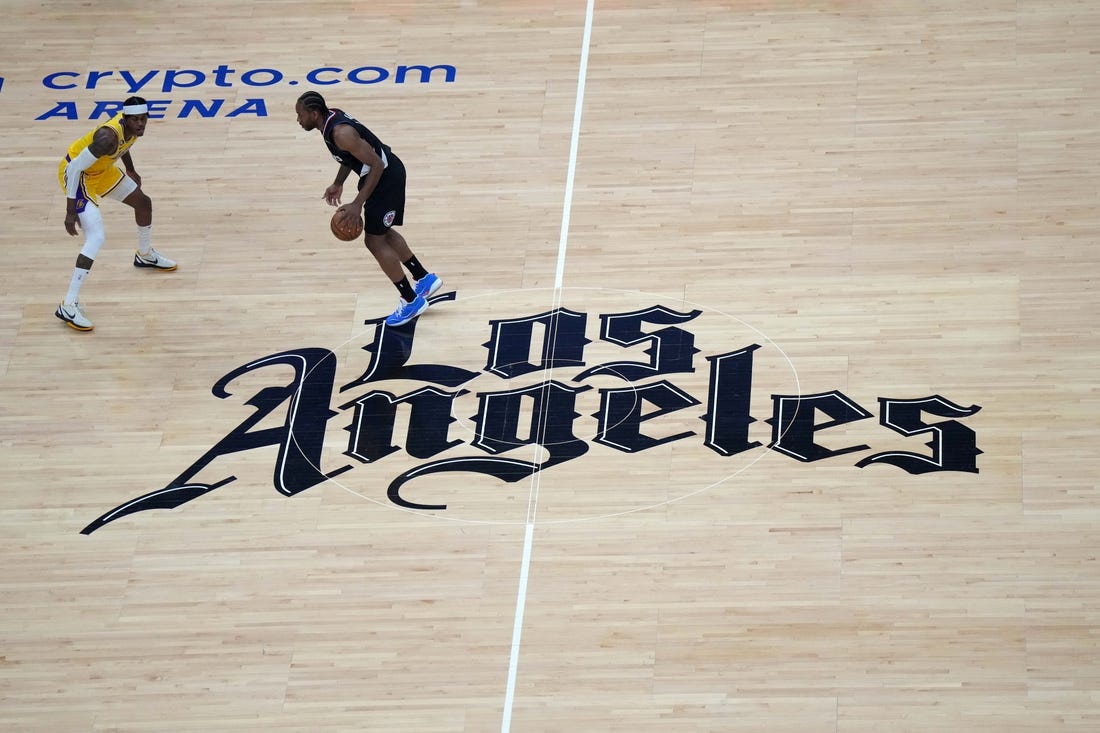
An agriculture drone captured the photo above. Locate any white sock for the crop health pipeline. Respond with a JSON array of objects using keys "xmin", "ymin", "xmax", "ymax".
[
  {"xmin": 137, "ymin": 225, "xmax": 153, "ymax": 256},
  {"xmin": 65, "ymin": 267, "xmax": 90, "ymax": 305}
]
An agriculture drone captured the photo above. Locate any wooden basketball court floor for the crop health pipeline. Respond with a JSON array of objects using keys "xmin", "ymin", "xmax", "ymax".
[{"xmin": 1, "ymin": 1, "xmax": 1099, "ymax": 730}]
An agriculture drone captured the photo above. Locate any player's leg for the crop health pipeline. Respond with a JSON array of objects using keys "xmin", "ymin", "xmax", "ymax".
[
  {"xmin": 361, "ymin": 223, "xmax": 427, "ymax": 328},
  {"xmin": 375, "ymin": 154, "xmax": 441, "ymax": 299},
  {"xmin": 111, "ymin": 178, "xmax": 176, "ymax": 271},
  {"xmin": 363, "ymin": 231, "xmax": 411, "ymax": 289},
  {"xmin": 386, "ymin": 228, "xmax": 441, "ymax": 299},
  {"xmin": 361, "ymin": 160, "xmax": 440, "ymax": 310},
  {"xmin": 55, "ymin": 201, "xmax": 105, "ymax": 331},
  {"xmin": 359, "ymin": 165, "xmax": 427, "ymax": 326},
  {"xmin": 363, "ymin": 231, "xmax": 427, "ymax": 326}
]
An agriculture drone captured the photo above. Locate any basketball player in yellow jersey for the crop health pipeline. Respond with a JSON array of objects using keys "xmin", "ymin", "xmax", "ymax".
[{"xmin": 54, "ymin": 96, "xmax": 177, "ymax": 331}]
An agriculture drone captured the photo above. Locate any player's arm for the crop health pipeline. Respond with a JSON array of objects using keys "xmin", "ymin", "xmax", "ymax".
[
  {"xmin": 63, "ymin": 127, "xmax": 119, "ymax": 235},
  {"xmin": 120, "ymin": 150, "xmax": 140, "ymax": 186},
  {"xmin": 334, "ymin": 125, "xmax": 385, "ymax": 211},
  {"xmin": 324, "ymin": 164, "xmax": 353, "ymax": 206}
]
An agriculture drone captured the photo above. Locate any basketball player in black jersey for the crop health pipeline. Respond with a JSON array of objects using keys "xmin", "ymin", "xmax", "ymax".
[{"xmin": 295, "ymin": 91, "xmax": 441, "ymax": 326}]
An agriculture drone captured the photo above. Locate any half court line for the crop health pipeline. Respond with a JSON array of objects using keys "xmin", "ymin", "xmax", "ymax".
[{"xmin": 501, "ymin": 0, "xmax": 595, "ymax": 730}]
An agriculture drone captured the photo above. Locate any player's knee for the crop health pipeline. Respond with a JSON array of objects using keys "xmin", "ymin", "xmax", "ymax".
[
  {"xmin": 363, "ymin": 235, "xmax": 385, "ymax": 254},
  {"xmin": 79, "ymin": 229, "xmax": 106, "ymax": 261},
  {"xmin": 128, "ymin": 190, "xmax": 152, "ymax": 215},
  {"xmin": 76, "ymin": 206, "xmax": 106, "ymax": 259}
]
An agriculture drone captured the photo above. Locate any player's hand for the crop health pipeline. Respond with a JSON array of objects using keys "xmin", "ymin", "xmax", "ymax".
[
  {"xmin": 334, "ymin": 205, "xmax": 358, "ymax": 229},
  {"xmin": 324, "ymin": 184, "xmax": 343, "ymax": 206},
  {"xmin": 64, "ymin": 212, "xmax": 80, "ymax": 236}
]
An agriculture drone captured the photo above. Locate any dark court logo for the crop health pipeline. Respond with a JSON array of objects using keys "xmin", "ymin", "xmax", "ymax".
[{"xmin": 81, "ymin": 296, "xmax": 981, "ymax": 534}]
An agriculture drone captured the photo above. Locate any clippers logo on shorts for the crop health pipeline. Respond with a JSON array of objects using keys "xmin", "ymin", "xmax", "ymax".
[
  {"xmin": 80, "ymin": 294, "xmax": 982, "ymax": 534},
  {"xmin": 383, "ymin": 210, "xmax": 396, "ymax": 228}
]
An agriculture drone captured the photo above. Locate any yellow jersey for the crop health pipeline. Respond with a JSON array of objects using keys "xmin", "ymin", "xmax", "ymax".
[
  {"xmin": 64, "ymin": 114, "xmax": 138, "ymax": 176},
  {"xmin": 58, "ymin": 114, "xmax": 140, "ymax": 205}
]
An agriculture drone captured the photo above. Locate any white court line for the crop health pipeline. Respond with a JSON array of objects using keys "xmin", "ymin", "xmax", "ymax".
[
  {"xmin": 554, "ymin": 0, "xmax": 594, "ymax": 294},
  {"xmin": 502, "ymin": 1, "xmax": 595, "ymax": 730},
  {"xmin": 501, "ymin": 522, "xmax": 536, "ymax": 732}
]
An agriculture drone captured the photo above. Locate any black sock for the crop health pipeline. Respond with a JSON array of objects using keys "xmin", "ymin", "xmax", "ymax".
[
  {"xmin": 395, "ymin": 277, "xmax": 417, "ymax": 303},
  {"xmin": 403, "ymin": 255, "xmax": 428, "ymax": 281}
]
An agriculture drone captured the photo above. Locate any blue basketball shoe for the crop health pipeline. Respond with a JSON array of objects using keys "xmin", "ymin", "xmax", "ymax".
[{"xmin": 385, "ymin": 294, "xmax": 429, "ymax": 326}]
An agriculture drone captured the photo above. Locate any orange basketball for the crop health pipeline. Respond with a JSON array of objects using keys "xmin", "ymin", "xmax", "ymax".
[{"xmin": 330, "ymin": 208, "xmax": 364, "ymax": 241}]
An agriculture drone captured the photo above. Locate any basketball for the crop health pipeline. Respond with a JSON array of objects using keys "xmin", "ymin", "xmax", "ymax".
[{"xmin": 330, "ymin": 208, "xmax": 364, "ymax": 241}]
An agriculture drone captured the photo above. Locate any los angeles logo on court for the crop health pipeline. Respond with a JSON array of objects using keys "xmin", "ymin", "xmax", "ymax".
[{"xmin": 81, "ymin": 291, "xmax": 981, "ymax": 534}]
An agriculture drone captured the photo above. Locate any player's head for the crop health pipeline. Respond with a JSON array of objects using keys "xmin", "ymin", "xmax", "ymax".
[
  {"xmin": 120, "ymin": 96, "xmax": 149, "ymax": 137},
  {"xmin": 295, "ymin": 91, "xmax": 328, "ymax": 131}
]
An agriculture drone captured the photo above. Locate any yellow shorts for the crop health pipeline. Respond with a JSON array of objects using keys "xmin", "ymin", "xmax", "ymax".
[{"xmin": 57, "ymin": 157, "xmax": 128, "ymax": 213}]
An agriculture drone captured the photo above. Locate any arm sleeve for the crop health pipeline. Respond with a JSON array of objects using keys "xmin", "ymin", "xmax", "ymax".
[{"xmin": 64, "ymin": 147, "xmax": 100, "ymax": 198}]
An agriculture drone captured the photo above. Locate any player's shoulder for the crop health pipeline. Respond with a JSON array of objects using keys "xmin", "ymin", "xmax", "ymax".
[
  {"xmin": 92, "ymin": 123, "xmax": 120, "ymax": 141},
  {"xmin": 334, "ymin": 108, "xmax": 367, "ymax": 126},
  {"xmin": 330, "ymin": 114, "xmax": 360, "ymax": 137}
]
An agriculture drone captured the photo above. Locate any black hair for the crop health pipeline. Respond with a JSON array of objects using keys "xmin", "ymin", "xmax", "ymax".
[{"xmin": 297, "ymin": 90, "xmax": 328, "ymax": 115}]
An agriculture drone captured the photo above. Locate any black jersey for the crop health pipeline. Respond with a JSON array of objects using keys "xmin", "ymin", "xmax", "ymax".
[{"xmin": 320, "ymin": 108, "xmax": 392, "ymax": 176}]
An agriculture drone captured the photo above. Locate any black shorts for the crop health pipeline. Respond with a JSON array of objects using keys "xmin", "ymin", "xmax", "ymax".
[{"xmin": 357, "ymin": 151, "xmax": 406, "ymax": 235}]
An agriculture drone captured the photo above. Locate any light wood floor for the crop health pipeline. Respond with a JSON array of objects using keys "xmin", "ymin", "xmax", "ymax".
[{"xmin": 2, "ymin": 1, "xmax": 1099, "ymax": 731}]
